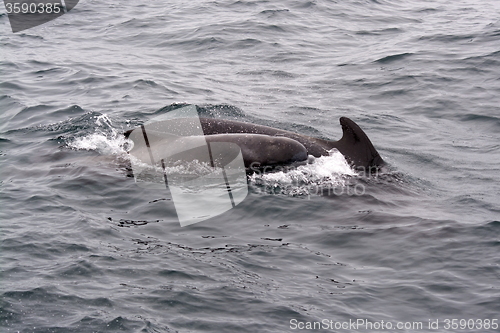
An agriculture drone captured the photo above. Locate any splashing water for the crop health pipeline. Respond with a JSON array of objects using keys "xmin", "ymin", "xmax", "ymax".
[
  {"xmin": 68, "ymin": 114, "xmax": 130, "ymax": 156},
  {"xmin": 248, "ymin": 149, "xmax": 357, "ymax": 197}
]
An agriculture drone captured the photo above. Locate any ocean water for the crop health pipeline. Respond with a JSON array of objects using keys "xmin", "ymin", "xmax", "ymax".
[{"xmin": 1, "ymin": 0, "xmax": 500, "ymax": 332}]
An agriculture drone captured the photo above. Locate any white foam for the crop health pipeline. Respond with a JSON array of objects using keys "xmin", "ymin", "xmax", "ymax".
[
  {"xmin": 68, "ymin": 114, "xmax": 130, "ymax": 157},
  {"xmin": 248, "ymin": 149, "xmax": 356, "ymax": 196}
]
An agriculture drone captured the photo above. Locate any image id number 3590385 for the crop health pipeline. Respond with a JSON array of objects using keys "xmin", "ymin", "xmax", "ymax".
[
  {"xmin": 5, "ymin": 2, "xmax": 63, "ymax": 14},
  {"xmin": 442, "ymin": 319, "xmax": 498, "ymax": 330}
]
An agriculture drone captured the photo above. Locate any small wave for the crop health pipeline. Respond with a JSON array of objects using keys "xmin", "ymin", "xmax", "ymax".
[
  {"xmin": 355, "ymin": 27, "xmax": 403, "ymax": 36},
  {"xmin": 375, "ymin": 52, "xmax": 413, "ymax": 64}
]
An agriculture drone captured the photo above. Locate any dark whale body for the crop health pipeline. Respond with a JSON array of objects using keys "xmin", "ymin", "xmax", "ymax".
[
  {"xmin": 197, "ymin": 117, "xmax": 384, "ymax": 170},
  {"xmin": 125, "ymin": 117, "xmax": 384, "ymax": 172},
  {"xmin": 204, "ymin": 133, "xmax": 308, "ymax": 168}
]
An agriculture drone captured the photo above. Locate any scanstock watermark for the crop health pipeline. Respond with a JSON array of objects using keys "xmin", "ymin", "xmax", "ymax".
[
  {"xmin": 4, "ymin": 0, "xmax": 79, "ymax": 33},
  {"xmin": 127, "ymin": 105, "xmax": 249, "ymax": 227}
]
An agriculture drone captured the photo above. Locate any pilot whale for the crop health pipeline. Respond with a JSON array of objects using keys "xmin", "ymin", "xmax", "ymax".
[{"xmin": 125, "ymin": 116, "xmax": 384, "ymax": 172}]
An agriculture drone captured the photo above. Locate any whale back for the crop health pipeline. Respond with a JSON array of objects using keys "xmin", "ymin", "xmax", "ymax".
[{"xmin": 125, "ymin": 117, "xmax": 384, "ymax": 170}]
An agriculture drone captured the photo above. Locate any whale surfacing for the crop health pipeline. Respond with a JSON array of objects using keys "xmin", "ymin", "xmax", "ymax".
[
  {"xmin": 125, "ymin": 116, "xmax": 384, "ymax": 172},
  {"xmin": 123, "ymin": 107, "xmax": 384, "ymax": 225}
]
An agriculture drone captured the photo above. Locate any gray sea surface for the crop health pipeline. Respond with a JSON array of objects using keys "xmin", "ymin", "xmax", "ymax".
[{"xmin": 1, "ymin": 0, "xmax": 500, "ymax": 332}]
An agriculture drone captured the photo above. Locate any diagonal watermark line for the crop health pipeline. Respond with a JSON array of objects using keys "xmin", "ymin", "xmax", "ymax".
[
  {"xmin": 221, "ymin": 167, "xmax": 235, "ymax": 208},
  {"xmin": 207, "ymin": 141, "xmax": 235, "ymax": 208},
  {"xmin": 141, "ymin": 125, "xmax": 155, "ymax": 167},
  {"xmin": 160, "ymin": 159, "xmax": 169, "ymax": 189},
  {"xmin": 60, "ymin": 0, "xmax": 67, "ymax": 13}
]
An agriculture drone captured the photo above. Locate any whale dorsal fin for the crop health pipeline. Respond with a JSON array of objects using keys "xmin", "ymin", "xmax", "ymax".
[{"xmin": 333, "ymin": 117, "xmax": 384, "ymax": 171}]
